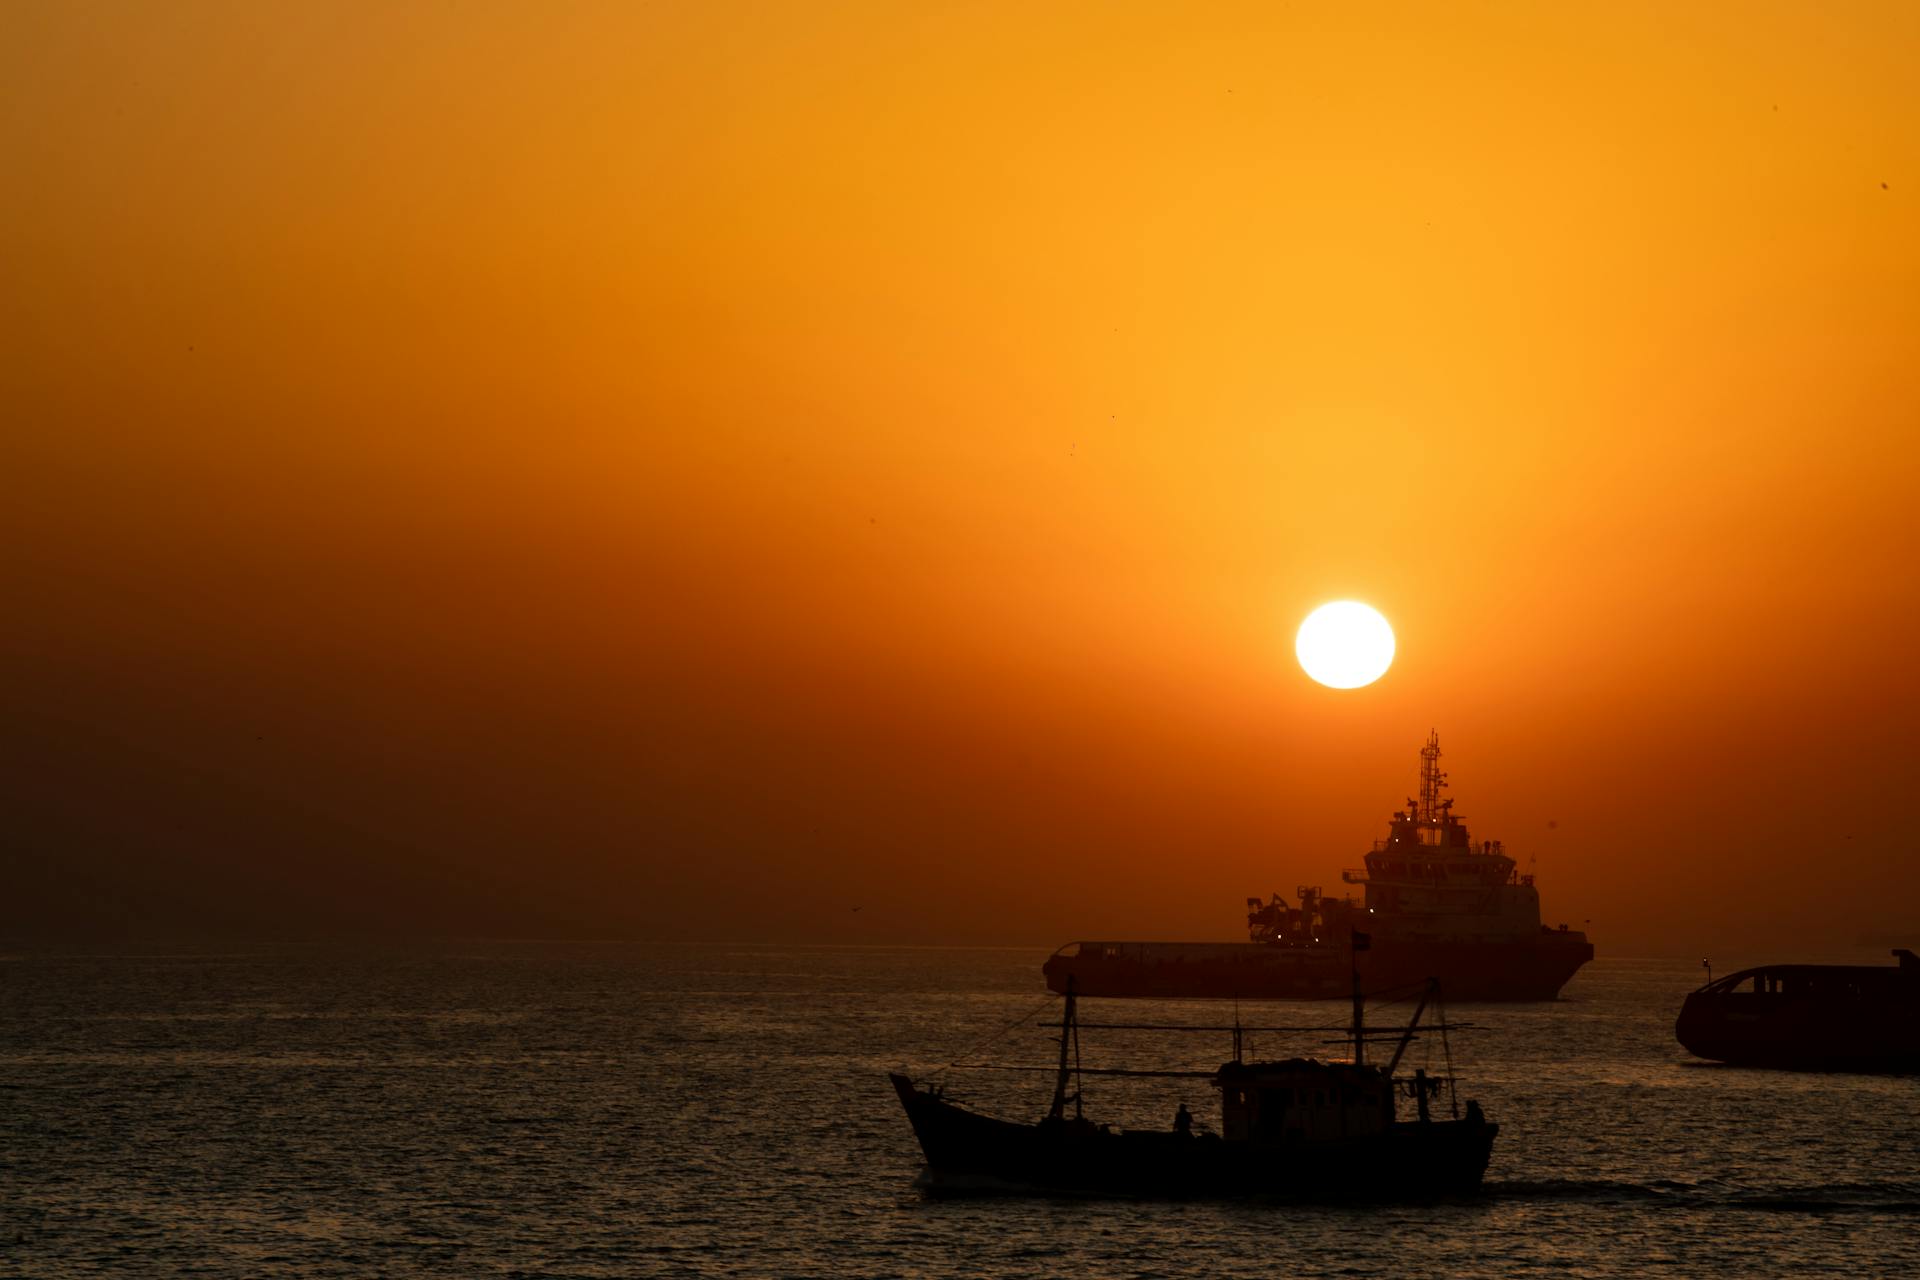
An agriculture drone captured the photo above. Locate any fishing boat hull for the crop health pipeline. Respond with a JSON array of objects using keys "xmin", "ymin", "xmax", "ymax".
[
  {"xmin": 1044, "ymin": 933, "xmax": 1592, "ymax": 1002},
  {"xmin": 890, "ymin": 1074, "xmax": 1497, "ymax": 1199}
]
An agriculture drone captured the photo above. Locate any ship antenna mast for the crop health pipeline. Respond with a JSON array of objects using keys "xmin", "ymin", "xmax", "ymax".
[{"xmin": 1418, "ymin": 730, "xmax": 1447, "ymax": 824}]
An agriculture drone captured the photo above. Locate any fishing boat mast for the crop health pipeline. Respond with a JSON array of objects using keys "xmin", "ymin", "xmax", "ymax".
[
  {"xmin": 1350, "ymin": 928, "xmax": 1368, "ymax": 1065},
  {"xmin": 1047, "ymin": 977, "xmax": 1083, "ymax": 1121},
  {"xmin": 1385, "ymin": 979, "xmax": 1439, "ymax": 1076}
]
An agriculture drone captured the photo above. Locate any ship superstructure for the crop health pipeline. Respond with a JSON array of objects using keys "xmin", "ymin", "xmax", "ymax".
[
  {"xmin": 1247, "ymin": 733, "xmax": 1550, "ymax": 949},
  {"xmin": 1045, "ymin": 734, "xmax": 1594, "ymax": 1001}
]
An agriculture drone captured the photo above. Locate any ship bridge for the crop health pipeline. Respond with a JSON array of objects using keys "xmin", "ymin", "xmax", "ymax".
[
  {"xmin": 1340, "ymin": 733, "xmax": 1542, "ymax": 940},
  {"xmin": 1246, "ymin": 733, "xmax": 1572, "ymax": 949}
]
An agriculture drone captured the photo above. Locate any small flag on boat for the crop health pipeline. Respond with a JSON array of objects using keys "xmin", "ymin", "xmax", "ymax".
[{"xmin": 1352, "ymin": 931, "xmax": 1372, "ymax": 951}]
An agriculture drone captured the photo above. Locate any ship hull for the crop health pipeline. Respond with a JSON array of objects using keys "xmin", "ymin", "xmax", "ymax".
[
  {"xmin": 1044, "ymin": 934, "xmax": 1594, "ymax": 1002},
  {"xmin": 890, "ymin": 1075, "xmax": 1496, "ymax": 1199}
]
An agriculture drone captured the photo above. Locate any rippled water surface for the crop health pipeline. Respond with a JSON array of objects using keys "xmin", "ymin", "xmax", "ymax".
[{"xmin": 3, "ymin": 944, "xmax": 1916, "ymax": 1277}]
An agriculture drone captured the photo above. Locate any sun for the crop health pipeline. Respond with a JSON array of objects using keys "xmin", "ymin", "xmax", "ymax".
[{"xmin": 1295, "ymin": 601, "xmax": 1395, "ymax": 689}]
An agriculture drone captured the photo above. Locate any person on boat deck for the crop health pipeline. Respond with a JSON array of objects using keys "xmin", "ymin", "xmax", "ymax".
[{"xmin": 1174, "ymin": 1103, "xmax": 1193, "ymax": 1136}]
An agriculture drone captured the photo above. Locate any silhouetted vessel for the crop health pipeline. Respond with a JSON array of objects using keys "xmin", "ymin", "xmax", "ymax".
[
  {"xmin": 1675, "ymin": 950, "xmax": 1920, "ymax": 1071},
  {"xmin": 1043, "ymin": 734, "xmax": 1593, "ymax": 1001},
  {"xmin": 891, "ymin": 970, "xmax": 1497, "ymax": 1198}
]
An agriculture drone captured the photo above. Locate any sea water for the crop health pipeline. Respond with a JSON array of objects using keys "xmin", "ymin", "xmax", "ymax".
[{"xmin": 2, "ymin": 944, "xmax": 1916, "ymax": 1277}]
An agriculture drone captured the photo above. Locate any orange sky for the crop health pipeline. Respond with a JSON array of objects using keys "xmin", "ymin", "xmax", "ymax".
[{"xmin": 4, "ymin": 1, "xmax": 1917, "ymax": 954}]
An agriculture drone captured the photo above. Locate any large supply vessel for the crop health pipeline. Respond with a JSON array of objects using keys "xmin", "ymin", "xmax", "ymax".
[{"xmin": 1043, "ymin": 734, "xmax": 1594, "ymax": 1001}]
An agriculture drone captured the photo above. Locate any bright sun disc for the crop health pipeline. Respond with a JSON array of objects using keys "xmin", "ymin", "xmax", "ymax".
[{"xmin": 1295, "ymin": 602, "xmax": 1395, "ymax": 689}]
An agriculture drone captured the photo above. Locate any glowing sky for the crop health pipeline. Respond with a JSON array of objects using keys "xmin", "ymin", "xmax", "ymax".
[{"xmin": 4, "ymin": 2, "xmax": 1917, "ymax": 953}]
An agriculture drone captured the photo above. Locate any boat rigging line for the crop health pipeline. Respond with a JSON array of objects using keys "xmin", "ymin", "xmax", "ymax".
[{"xmin": 919, "ymin": 989, "xmax": 1061, "ymax": 1083}]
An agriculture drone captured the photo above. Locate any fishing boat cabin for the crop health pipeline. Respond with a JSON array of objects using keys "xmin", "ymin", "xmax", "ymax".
[{"xmin": 1216, "ymin": 1059, "xmax": 1394, "ymax": 1142}]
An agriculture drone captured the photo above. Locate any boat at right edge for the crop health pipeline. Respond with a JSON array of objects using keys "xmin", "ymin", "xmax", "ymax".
[{"xmin": 1676, "ymin": 949, "xmax": 1920, "ymax": 1071}]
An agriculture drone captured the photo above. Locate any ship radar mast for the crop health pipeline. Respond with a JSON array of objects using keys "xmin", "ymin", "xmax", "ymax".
[{"xmin": 1417, "ymin": 730, "xmax": 1450, "ymax": 824}]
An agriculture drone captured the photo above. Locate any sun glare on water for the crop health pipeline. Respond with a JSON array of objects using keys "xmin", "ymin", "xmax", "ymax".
[{"xmin": 1295, "ymin": 602, "xmax": 1395, "ymax": 689}]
